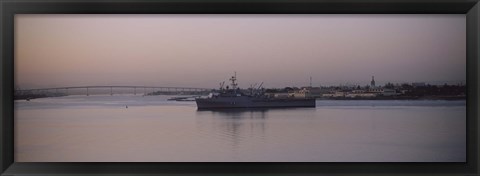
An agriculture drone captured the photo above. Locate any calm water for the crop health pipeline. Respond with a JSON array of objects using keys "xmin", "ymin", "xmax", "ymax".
[{"xmin": 15, "ymin": 95, "xmax": 466, "ymax": 162}]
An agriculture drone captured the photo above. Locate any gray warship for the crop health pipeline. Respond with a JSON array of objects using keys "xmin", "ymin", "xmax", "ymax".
[{"xmin": 195, "ymin": 73, "xmax": 316, "ymax": 109}]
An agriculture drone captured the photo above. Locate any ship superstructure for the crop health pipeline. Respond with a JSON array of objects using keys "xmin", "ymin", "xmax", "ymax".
[{"xmin": 195, "ymin": 73, "xmax": 316, "ymax": 109}]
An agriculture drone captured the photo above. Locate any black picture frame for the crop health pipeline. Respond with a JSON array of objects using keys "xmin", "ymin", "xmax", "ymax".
[{"xmin": 1, "ymin": 0, "xmax": 479, "ymax": 175}]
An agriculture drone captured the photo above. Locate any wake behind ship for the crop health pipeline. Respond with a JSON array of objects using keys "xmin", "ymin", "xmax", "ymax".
[{"xmin": 195, "ymin": 73, "xmax": 315, "ymax": 109}]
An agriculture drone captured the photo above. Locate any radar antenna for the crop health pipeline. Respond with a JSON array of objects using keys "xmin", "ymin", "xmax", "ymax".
[{"xmin": 229, "ymin": 72, "xmax": 238, "ymax": 90}]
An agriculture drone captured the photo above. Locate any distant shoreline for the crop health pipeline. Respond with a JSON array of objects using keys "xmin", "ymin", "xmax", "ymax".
[
  {"xmin": 316, "ymin": 96, "xmax": 466, "ymax": 101},
  {"xmin": 15, "ymin": 94, "xmax": 466, "ymax": 101}
]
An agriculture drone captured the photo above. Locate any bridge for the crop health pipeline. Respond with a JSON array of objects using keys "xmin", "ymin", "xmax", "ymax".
[{"xmin": 15, "ymin": 86, "xmax": 212, "ymax": 96}]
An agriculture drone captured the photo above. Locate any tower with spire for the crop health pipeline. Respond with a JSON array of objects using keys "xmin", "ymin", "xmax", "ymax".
[
  {"xmin": 310, "ymin": 76, "xmax": 312, "ymax": 87},
  {"xmin": 371, "ymin": 76, "xmax": 376, "ymax": 87}
]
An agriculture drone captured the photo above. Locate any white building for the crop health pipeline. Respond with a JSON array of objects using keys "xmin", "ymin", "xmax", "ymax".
[
  {"xmin": 366, "ymin": 88, "xmax": 397, "ymax": 96},
  {"xmin": 290, "ymin": 88, "xmax": 310, "ymax": 98},
  {"xmin": 322, "ymin": 91, "xmax": 346, "ymax": 98},
  {"xmin": 345, "ymin": 90, "xmax": 377, "ymax": 98}
]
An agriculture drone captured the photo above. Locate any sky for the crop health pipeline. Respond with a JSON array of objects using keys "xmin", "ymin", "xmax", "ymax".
[{"xmin": 15, "ymin": 14, "xmax": 466, "ymax": 89}]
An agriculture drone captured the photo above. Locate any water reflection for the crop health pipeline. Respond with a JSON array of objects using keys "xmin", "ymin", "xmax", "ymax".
[
  {"xmin": 195, "ymin": 109, "xmax": 269, "ymax": 151},
  {"xmin": 197, "ymin": 108, "xmax": 268, "ymax": 118}
]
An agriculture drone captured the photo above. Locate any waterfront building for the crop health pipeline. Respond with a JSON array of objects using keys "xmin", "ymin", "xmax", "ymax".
[
  {"xmin": 412, "ymin": 82, "xmax": 426, "ymax": 87},
  {"xmin": 366, "ymin": 87, "xmax": 398, "ymax": 96},
  {"xmin": 273, "ymin": 92, "xmax": 290, "ymax": 98},
  {"xmin": 381, "ymin": 89, "xmax": 397, "ymax": 96},
  {"xmin": 322, "ymin": 91, "xmax": 347, "ymax": 98},
  {"xmin": 345, "ymin": 92, "xmax": 377, "ymax": 98},
  {"xmin": 368, "ymin": 88, "xmax": 383, "ymax": 93},
  {"xmin": 305, "ymin": 87, "xmax": 329, "ymax": 98},
  {"xmin": 290, "ymin": 88, "xmax": 310, "ymax": 98}
]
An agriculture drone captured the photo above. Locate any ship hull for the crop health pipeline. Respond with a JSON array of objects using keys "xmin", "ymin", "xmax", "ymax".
[{"xmin": 195, "ymin": 96, "xmax": 316, "ymax": 109}]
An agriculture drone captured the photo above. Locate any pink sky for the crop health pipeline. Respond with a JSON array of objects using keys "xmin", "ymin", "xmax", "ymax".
[{"xmin": 15, "ymin": 14, "xmax": 465, "ymax": 89}]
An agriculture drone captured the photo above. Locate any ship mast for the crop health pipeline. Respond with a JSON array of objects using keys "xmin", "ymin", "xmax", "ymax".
[{"xmin": 229, "ymin": 72, "xmax": 238, "ymax": 94}]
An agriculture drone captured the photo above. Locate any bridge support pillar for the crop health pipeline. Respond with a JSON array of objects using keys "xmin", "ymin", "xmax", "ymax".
[
  {"xmin": 87, "ymin": 87, "xmax": 89, "ymax": 96},
  {"xmin": 110, "ymin": 87, "xmax": 113, "ymax": 96}
]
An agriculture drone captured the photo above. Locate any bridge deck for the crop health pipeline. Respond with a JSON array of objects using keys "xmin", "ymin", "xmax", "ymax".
[{"xmin": 16, "ymin": 86, "xmax": 211, "ymax": 92}]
